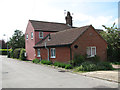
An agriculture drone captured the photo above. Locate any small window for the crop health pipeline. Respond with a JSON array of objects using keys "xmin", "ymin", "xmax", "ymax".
[
  {"xmin": 26, "ymin": 34, "xmax": 28, "ymax": 40},
  {"xmin": 39, "ymin": 32, "xmax": 43, "ymax": 39},
  {"xmin": 31, "ymin": 32, "xmax": 33, "ymax": 39},
  {"xmin": 37, "ymin": 49, "xmax": 40, "ymax": 57},
  {"xmin": 86, "ymin": 47, "xmax": 96, "ymax": 58},
  {"xmin": 51, "ymin": 48, "xmax": 56, "ymax": 58}
]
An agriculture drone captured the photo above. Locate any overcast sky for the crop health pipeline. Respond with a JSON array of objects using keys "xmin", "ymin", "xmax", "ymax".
[{"xmin": 0, "ymin": 0, "xmax": 119, "ymax": 41}]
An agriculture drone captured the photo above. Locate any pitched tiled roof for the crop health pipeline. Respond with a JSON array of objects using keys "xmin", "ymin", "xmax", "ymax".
[
  {"xmin": 29, "ymin": 20, "xmax": 72, "ymax": 31},
  {"xmin": 34, "ymin": 25, "xmax": 91, "ymax": 48}
]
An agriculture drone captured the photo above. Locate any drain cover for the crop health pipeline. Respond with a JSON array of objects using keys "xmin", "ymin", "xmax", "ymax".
[
  {"xmin": 58, "ymin": 70, "xmax": 66, "ymax": 72},
  {"xmin": 2, "ymin": 72, "xmax": 8, "ymax": 74}
]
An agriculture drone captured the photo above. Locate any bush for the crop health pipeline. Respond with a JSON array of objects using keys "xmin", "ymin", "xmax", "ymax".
[
  {"xmin": 7, "ymin": 52, "xmax": 10, "ymax": 58},
  {"xmin": 65, "ymin": 64, "xmax": 73, "ymax": 69},
  {"xmin": 86, "ymin": 55, "xmax": 100, "ymax": 63},
  {"xmin": 76, "ymin": 61, "xmax": 113, "ymax": 72},
  {"xmin": 41, "ymin": 60, "xmax": 52, "ymax": 65},
  {"xmin": 0, "ymin": 49, "xmax": 12, "ymax": 55},
  {"xmin": 32, "ymin": 58, "xmax": 40, "ymax": 64},
  {"xmin": 10, "ymin": 50, "xmax": 14, "ymax": 58},
  {"xmin": 53, "ymin": 62, "xmax": 66, "ymax": 68},
  {"xmin": 78, "ymin": 61, "xmax": 97, "ymax": 71},
  {"xmin": 13, "ymin": 48, "xmax": 22, "ymax": 59},
  {"xmin": 97, "ymin": 62, "xmax": 113, "ymax": 70},
  {"xmin": 19, "ymin": 49, "xmax": 26, "ymax": 60},
  {"xmin": 71, "ymin": 54, "xmax": 85, "ymax": 66}
]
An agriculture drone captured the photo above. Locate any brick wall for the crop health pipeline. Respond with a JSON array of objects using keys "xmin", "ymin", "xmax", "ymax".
[
  {"xmin": 25, "ymin": 21, "xmax": 35, "ymax": 60},
  {"xmin": 71, "ymin": 26, "xmax": 107, "ymax": 61}
]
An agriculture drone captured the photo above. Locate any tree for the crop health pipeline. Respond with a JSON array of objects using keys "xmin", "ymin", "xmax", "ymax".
[
  {"xmin": 100, "ymin": 23, "xmax": 120, "ymax": 62},
  {"xmin": 8, "ymin": 30, "xmax": 25, "ymax": 50}
]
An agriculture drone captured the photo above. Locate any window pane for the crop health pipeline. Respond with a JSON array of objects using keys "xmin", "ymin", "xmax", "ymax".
[
  {"xmin": 31, "ymin": 32, "xmax": 33, "ymax": 39},
  {"xmin": 51, "ymin": 49, "xmax": 53, "ymax": 57},
  {"xmin": 87, "ymin": 47, "xmax": 91, "ymax": 56},
  {"xmin": 39, "ymin": 32, "xmax": 43, "ymax": 38},
  {"xmin": 37, "ymin": 49, "xmax": 40, "ymax": 56},
  {"xmin": 53, "ymin": 48, "xmax": 55, "ymax": 57},
  {"xmin": 92, "ymin": 48, "xmax": 95, "ymax": 56}
]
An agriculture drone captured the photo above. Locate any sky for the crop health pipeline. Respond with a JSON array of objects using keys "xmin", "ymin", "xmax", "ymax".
[{"xmin": 0, "ymin": 0, "xmax": 119, "ymax": 42}]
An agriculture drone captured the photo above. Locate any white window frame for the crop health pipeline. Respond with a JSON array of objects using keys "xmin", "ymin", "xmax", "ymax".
[
  {"xmin": 26, "ymin": 34, "xmax": 28, "ymax": 40},
  {"xmin": 31, "ymin": 32, "xmax": 33, "ymax": 39},
  {"xmin": 50, "ymin": 48, "xmax": 56, "ymax": 58},
  {"xmin": 39, "ymin": 32, "xmax": 43, "ymax": 39},
  {"xmin": 37, "ymin": 49, "xmax": 40, "ymax": 57},
  {"xmin": 87, "ymin": 46, "xmax": 96, "ymax": 58}
]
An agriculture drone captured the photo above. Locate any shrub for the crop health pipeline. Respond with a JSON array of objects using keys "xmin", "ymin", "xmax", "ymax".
[
  {"xmin": 13, "ymin": 48, "xmax": 22, "ymax": 59},
  {"xmin": 10, "ymin": 50, "xmax": 14, "ymax": 58},
  {"xmin": 19, "ymin": 49, "xmax": 26, "ymax": 60},
  {"xmin": 97, "ymin": 62, "xmax": 113, "ymax": 70},
  {"xmin": 41, "ymin": 60, "xmax": 52, "ymax": 65},
  {"xmin": 0, "ymin": 49, "xmax": 12, "ymax": 55},
  {"xmin": 72, "ymin": 54, "xmax": 85, "ymax": 66},
  {"xmin": 79, "ymin": 61, "xmax": 97, "ymax": 71},
  {"xmin": 32, "ymin": 58, "xmax": 40, "ymax": 64},
  {"xmin": 53, "ymin": 62, "xmax": 66, "ymax": 68},
  {"xmin": 7, "ymin": 52, "xmax": 10, "ymax": 58},
  {"xmin": 76, "ymin": 61, "xmax": 113, "ymax": 72},
  {"xmin": 65, "ymin": 64, "xmax": 73, "ymax": 69},
  {"xmin": 86, "ymin": 55, "xmax": 100, "ymax": 63}
]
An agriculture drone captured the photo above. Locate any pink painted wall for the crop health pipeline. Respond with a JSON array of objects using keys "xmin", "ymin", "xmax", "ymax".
[
  {"xmin": 25, "ymin": 21, "xmax": 56, "ymax": 60},
  {"xmin": 25, "ymin": 21, "xmax": 36, "ymax": 60}
]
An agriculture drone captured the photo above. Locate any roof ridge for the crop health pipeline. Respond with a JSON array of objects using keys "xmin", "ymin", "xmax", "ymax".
[
  {"xmin": 50, "ymin": 25, "xmax": 91, "ymax": 35},
  {"xmin": 29, "ymin": 20, "xmax": 67, "ymax": 25}
]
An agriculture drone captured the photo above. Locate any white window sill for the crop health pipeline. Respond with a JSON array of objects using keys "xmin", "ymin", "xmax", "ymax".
[
  {"xmin": 50, "ymin": 56, "xmax": 56, "ymax": 58},
  {"xmin": 37, "ymin": 55, "xmax": 41, "ymax": 57},
  {"xmin": 39, "ymin": 37, "xmax": 43, "ymax": 39}
]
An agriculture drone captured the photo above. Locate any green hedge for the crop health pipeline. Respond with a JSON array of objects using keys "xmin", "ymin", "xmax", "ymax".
[
  {"xmin": 53, "ymin": 62, "xmax": 73, "ymax": 69},
  {"xmin": 32, "ymin": 58, "xmax": 40, "ymax": 64},
  {"xmin": 41, "ymin": 60, "xmax": 52, "ymax": 65},
  {"xmin": 19, "ymin": 49, "xmax": 26, "ymax": 60},
  {"xmin": 13, "ymin": 48, "xmax": 22, "ymax": 59},
  {"xmin": 0, "ymin": 49, "xmax": 12, "ymax": 55}
]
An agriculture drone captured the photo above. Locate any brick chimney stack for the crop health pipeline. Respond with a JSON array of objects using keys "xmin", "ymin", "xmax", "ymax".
[{"xmin": 65, "ymin": 11, "xmax": 72, "ymax": 27}]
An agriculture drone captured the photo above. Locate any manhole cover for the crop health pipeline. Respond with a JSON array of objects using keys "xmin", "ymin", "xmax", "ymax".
[
  {"xmin": 58, "ymin": 70, "xmax": 66, "ymax": 72},
  {"xmin": 2, "ymin": 72, "xmax": 8, "ymax": 74}
]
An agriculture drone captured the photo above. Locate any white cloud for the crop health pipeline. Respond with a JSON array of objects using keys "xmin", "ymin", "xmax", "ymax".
[{"xmin": 73, "ymin": 13, "xmax": 117, "ymax": 30}]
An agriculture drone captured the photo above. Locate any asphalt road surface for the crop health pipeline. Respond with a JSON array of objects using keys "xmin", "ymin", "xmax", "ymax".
[{"xmin": 1, "ymin": 55, "xmax": 119, "ymax": 88}]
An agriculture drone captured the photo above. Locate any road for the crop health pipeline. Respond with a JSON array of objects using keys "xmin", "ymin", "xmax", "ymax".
[{"xmin": 1, "ymin": 55, "xmax": 119, "ymax": 88}]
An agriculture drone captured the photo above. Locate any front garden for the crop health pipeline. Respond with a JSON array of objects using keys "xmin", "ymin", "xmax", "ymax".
[{"xmin": 4, "ymin": 48, "xmax": 118, "ymax": 72}]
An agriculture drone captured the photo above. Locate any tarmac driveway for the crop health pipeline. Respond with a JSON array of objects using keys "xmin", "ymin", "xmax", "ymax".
[{"xmin": 1, "ymin": 55, "xmax": 119, "ymax": 88}]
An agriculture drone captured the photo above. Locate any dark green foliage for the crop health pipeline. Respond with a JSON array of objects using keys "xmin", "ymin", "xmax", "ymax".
[
  {"xmin": 54, "ymin": 62, "xmax": 66, "ymax": 68},
  {"xmin": 53, "ymin": 62, "xmax": 73, "ymax": 69},
  {"xmin": 7, "ymin": 52, "xmax": 10, "ymax": 58},
  {"xmin": 41, "ymin": 60, "xmax": 52, "ymax": 65},
  {"xmin": 0, "ymin": 49, "xmax": 12, "ymax": 55},
  {"xmin": 19, "ymin": 49, "xmax": 26, "ymax": 60},
  {"xmin": 71, "ymin": 54, "xmax": 85, "ymax": 66},
  {"xmin": 76, "ymin": 61, "xmax": 113, "ymax": 71},
  {"xmin": 86, "ymin": 55, "xmax": 100, "ymax": 63},
  {"xmin": 111, "ymin": 62, "xmax": 120, "ymax": 65},
  {"xmin": 32, "ymin": 58, "xmax": 40, "ymax": 64},
  {"xmin": 65, "ymin": 64, "xmax": 73, "ymax": 69},
  {"xmin": 10, "ymin": 50, "xmax": 14, "ymax": 58},
  {"xmin": 101, "ymin": 23, "xmax": 120, "ymax": 62},
  {"xmin": 76, "ymin": 61, "xmax": 97, "ymax": 71},
  {"xmin": 13, "ymin": 48, "xmax": 22, "ymax": 59},
  {"xmin": 8, "ymin": 30, "xmax": 25, "ymax": 50},
  {"xmin": 97, "ymin": 62, "xmax": 113, "ymax": 70}
]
